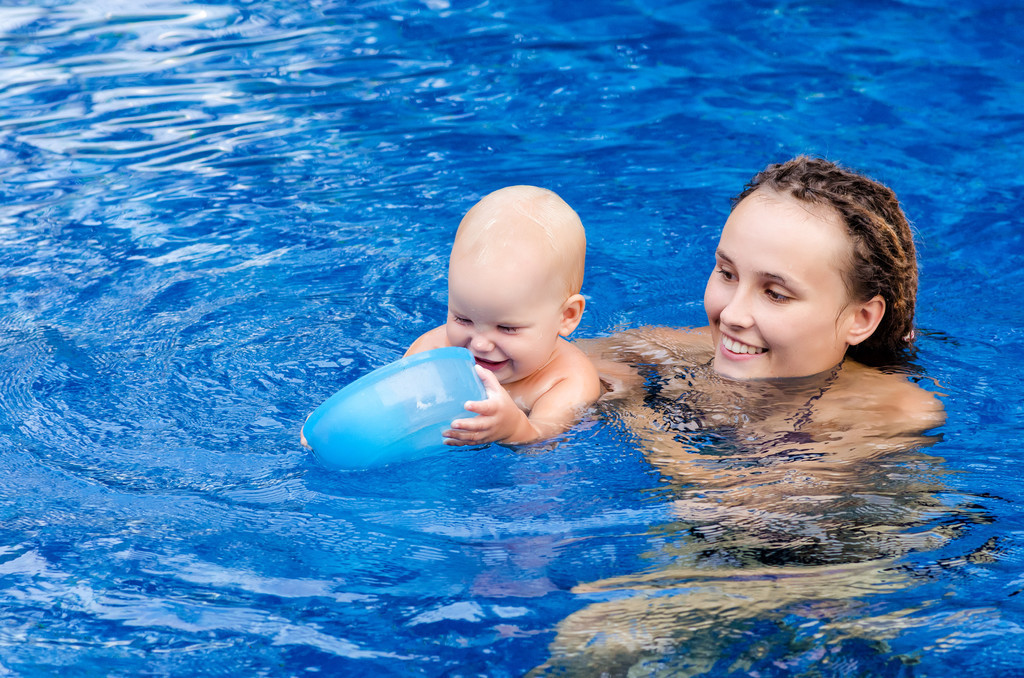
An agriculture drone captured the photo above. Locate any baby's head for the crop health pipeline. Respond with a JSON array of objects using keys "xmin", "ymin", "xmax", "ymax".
[
  {"xmin": 452, "ymin": 185, "xmax": 586, "ymax": 299},
  {"xmin": 734, "ymin": 157, "xmax": 918, "ymax": 367},
  {"xmin": 445, "ymin": 186, "xmax": 587, "ymax": 384}
]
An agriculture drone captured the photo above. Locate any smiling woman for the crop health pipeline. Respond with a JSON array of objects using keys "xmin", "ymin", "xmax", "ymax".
[
  {"xmin": 585, "ymin": 157, "xmax": 940, "ymax": 440},
  {"xmin": 546, "ymin": 157, "xmax": 947, "ymax": 674},
  {"xmin": 707, "ymin": 188, "xmax": 884, "ymax": 379},
  {"xmin": 708, "ymin": 155, "xmax": 917, "ymax": 379},
  {"xmin": 590, "ymin": 156, "xmax": 924, "ymax": 380},
  {"xmin": 578, "ymin": 156, "xmax": 947, "ymax": 511}
]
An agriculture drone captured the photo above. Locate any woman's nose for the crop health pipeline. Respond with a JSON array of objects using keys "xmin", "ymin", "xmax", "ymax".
[{"xmin": 719, "ymin": 287, "xmax": 754, "ymax": 329}]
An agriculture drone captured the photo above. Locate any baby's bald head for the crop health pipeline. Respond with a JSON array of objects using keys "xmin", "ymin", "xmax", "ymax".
[{"xmin": 450, "ymin": 186, "xmax": 586, "ymax": 300}]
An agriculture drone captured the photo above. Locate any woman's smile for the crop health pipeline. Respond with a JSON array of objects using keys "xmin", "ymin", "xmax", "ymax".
[
  {"xmin": 720, "ymin": 334, "xmax": 767, "ymax": 356},
  {"xmin": 705, "ymin": 190, "xmax": 865, "ymax": 380}
]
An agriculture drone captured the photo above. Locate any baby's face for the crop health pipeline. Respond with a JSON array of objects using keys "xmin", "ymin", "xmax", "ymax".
[{"xmin": 445, "ymin": 253, "xmax": 568, "ymax": 386}]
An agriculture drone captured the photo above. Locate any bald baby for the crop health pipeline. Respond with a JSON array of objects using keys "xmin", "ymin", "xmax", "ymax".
[{"xmin": 406, "ymin": 185, "xmax": 601, "ymax": 446}]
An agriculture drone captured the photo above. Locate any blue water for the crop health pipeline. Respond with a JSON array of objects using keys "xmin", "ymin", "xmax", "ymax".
[{"xmin": 2, "ymin": 0, "xmax": 1023, "ymax": 675}]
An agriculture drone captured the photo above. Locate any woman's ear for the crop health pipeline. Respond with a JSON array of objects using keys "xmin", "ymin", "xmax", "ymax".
[
  {"xmin": 559, "ymin": 294, "xmax": 586, "ymax": 337},
  {"xmin": 845, "ymin": 295, "xmax": 885, "ymax": 346}
]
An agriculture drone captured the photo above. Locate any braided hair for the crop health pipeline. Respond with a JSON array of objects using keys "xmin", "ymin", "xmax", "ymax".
[{"xmin": 733, "ymin": 157, "xmax": 918, "ymax": 367}]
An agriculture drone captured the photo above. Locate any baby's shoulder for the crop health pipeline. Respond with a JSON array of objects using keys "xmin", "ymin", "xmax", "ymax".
[
  {"xmin": 553, "ymin": 338, "xmax": 602, "ymax": 381},
  {"xmin": 404, "ymin": 326, "xmax": 449, "ymax": 356},
  {"xmin": 512, "ymin": 339, "xmax": 602, "ymax": 411}
]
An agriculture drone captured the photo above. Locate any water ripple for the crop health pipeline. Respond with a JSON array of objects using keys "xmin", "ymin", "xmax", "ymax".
[{"xmin": 0, "ymin": 0, "xmax": 1021, "ymax": 675}]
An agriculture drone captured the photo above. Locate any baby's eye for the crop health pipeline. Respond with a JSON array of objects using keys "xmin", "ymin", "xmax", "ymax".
[
  {"xmin": 498, "ymin": 325, "xmax": 520, "ymax": 334},
  {"xmin": 452, "ymin": 315, "xmax": 472, "ymax": 325}
]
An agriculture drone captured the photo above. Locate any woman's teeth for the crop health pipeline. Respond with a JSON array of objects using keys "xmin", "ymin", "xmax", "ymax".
[{"xmin": 723, "ymin": 336, "xmax": 766, "ymax": 355}]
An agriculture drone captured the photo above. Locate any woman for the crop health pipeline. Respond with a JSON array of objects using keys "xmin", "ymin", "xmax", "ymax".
[
  {"xmin": 591, "ymin": 155, "xmax": 944, "ymax": 439},
  {"xmin": 532, "ymin": 157, "xmax": 953, "ymax": 675}
]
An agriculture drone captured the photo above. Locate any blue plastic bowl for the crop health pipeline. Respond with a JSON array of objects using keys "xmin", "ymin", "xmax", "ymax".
[{"xmin": 302, "ymin": 347, "xmax": 486, "ymax": 469}]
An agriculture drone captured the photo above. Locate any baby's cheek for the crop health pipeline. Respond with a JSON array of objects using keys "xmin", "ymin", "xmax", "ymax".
[{"xmin": 445, "ymin": 324, "xmax": 466, "ymax": 346}]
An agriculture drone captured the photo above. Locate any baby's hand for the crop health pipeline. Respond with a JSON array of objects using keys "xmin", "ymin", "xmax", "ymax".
[{"xmin": 444, "ymin": 366, "xmax": 533, "ymax": 446}]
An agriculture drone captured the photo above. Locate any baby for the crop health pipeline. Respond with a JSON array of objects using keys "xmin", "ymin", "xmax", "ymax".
[{"xmin": 406, "ymin": 185, "xmax": 602, "ymax": 445}]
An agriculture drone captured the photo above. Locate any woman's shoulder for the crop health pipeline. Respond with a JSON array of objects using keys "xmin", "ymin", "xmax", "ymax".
[
  {"xmin": 578, "ymin": 325, "xmax": 713, "ymax": 362},
  {"xmin": 824, "ymin": 360, "xmax": 946, "ymax": 435},
  {"xmin": 575, "ymin": 326, "xmax": 713, "ymax": 399}
]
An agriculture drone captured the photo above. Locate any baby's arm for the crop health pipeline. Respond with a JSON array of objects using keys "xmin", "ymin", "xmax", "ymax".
[
  {"xmin": 445, "ymin": 350, "xmax": 602, "ymax": 446},
  {"xmin": 405, "ymin": 326, "xmax": 548, "ymax": 443},
  {"xmin": 513, "ymin": 368, "xmax": 602, "ymax": 441}
]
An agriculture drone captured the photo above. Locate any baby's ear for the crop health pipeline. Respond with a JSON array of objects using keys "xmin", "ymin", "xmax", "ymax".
[{"xmin": 559, "ymin": 294, "xmax": 586, "ymax": 337}]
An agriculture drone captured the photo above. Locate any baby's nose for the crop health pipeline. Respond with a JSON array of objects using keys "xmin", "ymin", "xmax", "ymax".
[{"xmin": 470, "ymin": 333, "xmax": 495, "ymax": 353}]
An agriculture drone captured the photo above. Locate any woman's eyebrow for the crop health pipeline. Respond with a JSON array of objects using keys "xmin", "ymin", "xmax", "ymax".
[
  {"xmin": 761, "ymin": 271, "xmax": 789, "ymax": 285},
  {"xmin": 716, "ymin": 249, "xmax": 794, "ymax": 287}
]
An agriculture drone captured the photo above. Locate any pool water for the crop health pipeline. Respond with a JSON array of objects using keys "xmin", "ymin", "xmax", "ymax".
[{"xmin": 2, "ymin": 0, "xmax": 1023, "ymax": 675}]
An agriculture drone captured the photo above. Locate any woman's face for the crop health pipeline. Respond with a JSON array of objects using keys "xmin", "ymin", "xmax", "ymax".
[{"xmin": 704, "ymin": 190, "xmax": 875, "ymax": 380}]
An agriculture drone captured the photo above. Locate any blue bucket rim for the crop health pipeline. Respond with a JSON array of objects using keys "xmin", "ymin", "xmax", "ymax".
[
  {"xmin": 306, "ymin": 345, "xmax": 479, "ymax": 422},
  {"xmin": 346, "ymin": 346, "xmax": 475, "ymax": 389}
]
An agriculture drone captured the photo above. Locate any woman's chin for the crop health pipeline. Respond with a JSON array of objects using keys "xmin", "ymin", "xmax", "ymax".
[{"xmin": 712, "ymin": 349, "xmax": 770, "ymax": 380}]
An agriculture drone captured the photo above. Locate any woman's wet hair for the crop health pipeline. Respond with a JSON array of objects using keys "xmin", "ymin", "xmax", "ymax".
[{"xmin": 733, "ymin": 156, "xmax": 918, "ymax": 367}]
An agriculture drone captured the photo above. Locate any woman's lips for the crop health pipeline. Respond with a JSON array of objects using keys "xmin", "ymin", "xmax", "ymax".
[{"xmin": 720, "ymin": 334, "xmax": 767, "ymax": 356}]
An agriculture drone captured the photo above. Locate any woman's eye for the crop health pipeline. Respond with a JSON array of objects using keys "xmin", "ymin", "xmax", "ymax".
[
  {"xmin": 716, "ymin": 267, "xmax": 735, "ymax": 281},
  {"xmin": 765, "ymin": 288, "xmax": 790, "ymax": 302}
]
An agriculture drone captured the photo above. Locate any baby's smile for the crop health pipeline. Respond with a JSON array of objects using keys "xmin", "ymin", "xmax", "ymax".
[{"xmin": 474, "ymin": 356, "xmax": 509, "ymax": 371}]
